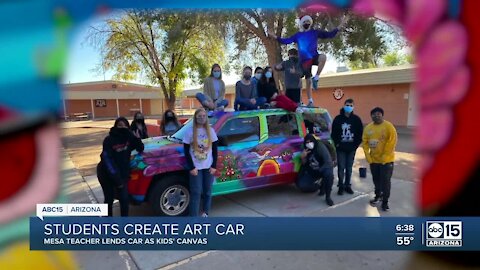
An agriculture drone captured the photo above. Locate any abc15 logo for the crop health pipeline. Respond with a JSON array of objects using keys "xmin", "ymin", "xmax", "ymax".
[{"xmin": 426, "ymin": 221, "xmax": 462, "ymax": 240}]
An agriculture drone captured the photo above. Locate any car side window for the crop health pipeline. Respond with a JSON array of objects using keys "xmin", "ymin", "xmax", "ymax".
[
  {"xmin": 303, "ymin": 113, "xmax": 329, "ymax": 134},
  {"xmin": 217, "ymin": 117, "xmax": 260, "ymax": 146},
  {"xmin": 267, "ymin": 114, "xmax": 299, "ymax": 137}
]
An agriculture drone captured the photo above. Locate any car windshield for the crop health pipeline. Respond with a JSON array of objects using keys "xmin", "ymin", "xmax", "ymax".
[{"xmin": 169, "ymin": 115, "xmax": 219, "ymax": 141}]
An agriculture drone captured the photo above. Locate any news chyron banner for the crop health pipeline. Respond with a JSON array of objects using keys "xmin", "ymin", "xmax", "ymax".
[{"xmin": 31, "ymin": 205, "xmax": 480, "ymax": 250}]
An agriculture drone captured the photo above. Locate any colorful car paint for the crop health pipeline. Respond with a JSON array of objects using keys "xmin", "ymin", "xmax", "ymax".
[{"xmin": 128, "ymin": 108, "xmax": 335, "ymax": 215}]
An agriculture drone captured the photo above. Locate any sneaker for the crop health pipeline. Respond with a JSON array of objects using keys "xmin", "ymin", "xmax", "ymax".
[
  {"xmin": 337, "ymin": 186, "xmax": 344, "ymax": 195},
  {"xmin": 381, "ymin": 202, "xmax": 389, "ymax": 211},
  {"xmin": 201, "ymin": 213, "xmax": 208, "ymax": 218},
  {"xmin": 217, "ymin": 106, "xmax": 225, "ymax": 111},
  {"xmin": 295, "ymin": 107, "xmax": 304, "ymax": 114},
  {"xmin": 326, "ymin": 197, "xmax": 334, "ymax": 206},
  {"xmin": 312, "ymin": 75, "xmax": 319, "ymax": 90},
  {"xmin": 207, "ymin": 110, "xmax": 214, "ymax": 117},
  {"xmin": 307, "ymin": 101, "xmax": 314, "ymax": 107},
  {"xmin": 345, "ymin": 186, "xmax": 354, "ymax": 194},
  {"xmin": 370, "ymin": 196, "xmax": 381, "ymax": 205}
]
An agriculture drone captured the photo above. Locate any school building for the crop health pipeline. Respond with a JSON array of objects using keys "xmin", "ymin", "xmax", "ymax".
[{"xmin": 62, "ymin": 64, "xmax": 416, "ymax": 126}]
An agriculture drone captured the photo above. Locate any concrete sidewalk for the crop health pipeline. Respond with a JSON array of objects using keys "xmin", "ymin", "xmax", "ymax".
[{"xmin": 62, "ymin": 150, "xmax": 140, "ymax": 270}]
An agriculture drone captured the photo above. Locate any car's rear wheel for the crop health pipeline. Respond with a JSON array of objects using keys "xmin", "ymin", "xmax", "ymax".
[{"xmin": 150, "ymin": 175, "xmax": 190, "ymax": 216}]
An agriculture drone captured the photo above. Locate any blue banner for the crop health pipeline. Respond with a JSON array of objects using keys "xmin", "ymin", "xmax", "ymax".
[{"xmin": 30, "ymin": 217, "xmax": 480, "ymax": 250}]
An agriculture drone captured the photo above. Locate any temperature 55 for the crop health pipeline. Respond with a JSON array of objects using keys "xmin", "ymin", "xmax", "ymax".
[{"xmin": 397, "ymin": 236, "xmax": 414, "ymax": 246}]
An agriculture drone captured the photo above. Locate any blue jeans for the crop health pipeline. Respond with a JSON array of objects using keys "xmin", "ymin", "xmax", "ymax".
[
  {"xmin": 196, "ymin": 93, "xmax": 229, "ymax": 109},
  {"xmin": 296, "ymin": 167, "xmax": 334, "ymax": 195},
  {"xmin": 336, "ymin": 150, "xmax": 356, "ymax": 188},
  {"xmin": 189, "ymin": 168, "xmax": 214, "ymax": 216},
  {"xmin": 235, "ymin": 97, "xmax": 267, "ymax": 110}
]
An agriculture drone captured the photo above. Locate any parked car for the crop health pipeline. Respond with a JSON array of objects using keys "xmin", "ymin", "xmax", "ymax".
[{"xmin": 128, "ymin": 107, "xmax": 336, "ymax": 216}]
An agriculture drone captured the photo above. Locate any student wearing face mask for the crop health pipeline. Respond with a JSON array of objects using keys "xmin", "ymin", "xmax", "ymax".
[
  {"xmin": 183, "ymin": 108, "xmax": 218, "ymax": 217},
  {"xmin": 196, "ymin": 64, "xmax": 229, "ymax": 111},
  {"xmin": 252, "ymin": 66, "xmax": 263, "ymax": 94},
  {"xmin": 275, "ymin": 48, "xmax": 304, "ymax": 104},
  {"xmin": 298, "ymin": 133, "xmax": 335, "ymax": 206},
  {"xmin": 131, "ymin": 112, "xmax": 149, "ymax": 139},
  {"xmin": 160, "ymin": 109, "xmax": 181, "ymax": 136},
  {"xmin": 331, "ymin": 98, "xmax": 363, "ymax": 195},
  {"xmin": 268, "ymin": 14, "xmax": 348, "ymax": 107},
  {"xmin": 97, "ymin": 117, "xmax": 144, "ymax": 216},
  {"xmin": 257, "ymin": 66, "xmax": 302, "ymax": 112},
  {"xmin": 362, "ymin": 107, "xmax": 397, "ymax": 211},
  {"xmin": 234, "ymin": 66, "xmax": 267, "ymax": 110}
]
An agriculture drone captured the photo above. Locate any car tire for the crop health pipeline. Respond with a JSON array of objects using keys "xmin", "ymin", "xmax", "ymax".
[{"xmin": 149, "ymin": 175, "xmax": 190, "ymax": 216}]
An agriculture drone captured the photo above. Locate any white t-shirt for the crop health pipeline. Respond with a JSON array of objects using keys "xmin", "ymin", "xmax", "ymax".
[{"xmin": 182, "ymin": 126, "xmax": 218, "ymax": 170}]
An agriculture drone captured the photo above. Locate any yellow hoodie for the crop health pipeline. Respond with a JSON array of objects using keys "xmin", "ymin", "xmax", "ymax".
[{"xmin": 362, "ymin": 120, "xmax": 397, "ymax": 164}]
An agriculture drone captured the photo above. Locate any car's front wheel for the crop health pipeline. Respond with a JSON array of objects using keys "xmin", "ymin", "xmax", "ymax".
[{"xmin": 149, "ymin": 175, "xmax": 190, "ymax": 216}]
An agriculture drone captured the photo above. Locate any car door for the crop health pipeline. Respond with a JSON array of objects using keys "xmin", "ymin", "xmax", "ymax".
[
  {"xmin": 212, "ymin": 115, "xmax": 264, "ymax": 195},
  {"xmin": 263, "ymin": 112, "xmax": 304, "ymax": 181}
]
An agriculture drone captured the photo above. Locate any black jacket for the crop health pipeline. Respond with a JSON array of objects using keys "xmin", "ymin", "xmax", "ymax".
[
  {"xmin": 97, "ymin": 127, "xmax": 144, "ymax": 186},
  {"xmin": 331, "ymin": 109, "xmax": 363, "ymax": 152},
  {"xmin": 302, "ymin": 134, "xmax": 333, "ymax": 178},
  {"xmin": 130, "ymin": 120, "xmax": 149, "ymax": 139},
  {"xmin": 257, "ymin": 81, "xmax": 278, "ymax": 103}
]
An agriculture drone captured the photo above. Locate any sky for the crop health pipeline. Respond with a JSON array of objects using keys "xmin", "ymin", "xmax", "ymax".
[{"xmin": 62, "ymin": 12, "xmax": 340, "ymax": 89}]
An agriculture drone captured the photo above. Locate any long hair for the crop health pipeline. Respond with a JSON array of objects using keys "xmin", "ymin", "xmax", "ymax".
[
  {"xmin": 114, "ymin": 117, "xmax": 130, "ymax": 129},
  {"xmin": 209, "ymin": 63, "xmax": 222, "ymax": 79},
  {"xmin": 160, "ymin": 109, "xmax": 180, "ymax": 134},
  {"xmin": 192, "ymin": 108, "xmax": 212, "ymax": 153},
  {"xmin": 131, "ymin": 112, "xmax": 146, "ymax": 126},
  {"xmin": 260, "ymin": 66, "xmax": 276, "ymax": 87}
]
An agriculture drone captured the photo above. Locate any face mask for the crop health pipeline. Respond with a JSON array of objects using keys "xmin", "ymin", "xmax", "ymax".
[
  {"xmin": 303, "ymin": 24, "xmax": 311, "ymax": 30},
  {"xmin": 243, "ymin": 74, "xmax": 251, "ymax": 80},
  {"xmin": 265, "ymin": 71, "xmax": 272, "ymax": 79},
  {"xmin": 344, "ymin": 106, "xmax": 354, "ymax": 113},
  {"xmin": 306, "ymin": 142, "xmax": 315, "ymax": 150},
  {"xmin": 213, "ymin": 71, "xmax": 221, "ymax": 78},
  {"xmin": 255, "ymin": 73, "xmax": 262, "ymax": 80}
]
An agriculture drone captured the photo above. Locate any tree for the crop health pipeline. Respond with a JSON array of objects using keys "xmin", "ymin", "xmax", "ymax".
[
  {"xmin": 231, "ymin": 10, "xmax": 400, "ymax": 78},
  {"xmin": 230, "ymin": 10, "xmax": 295, "ymax": 88},
  {"xmin": 383, "ymin": 51, "xmax": 404, "ymax": 66},
  {"xmin": 88, "ymin": 10, "xmax": 226, "ymax": 110}
]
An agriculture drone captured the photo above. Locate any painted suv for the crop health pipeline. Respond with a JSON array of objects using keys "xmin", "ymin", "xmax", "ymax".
[{"xmin": 128, "ymin": 107, "xmax": 336, "ymax": 216}]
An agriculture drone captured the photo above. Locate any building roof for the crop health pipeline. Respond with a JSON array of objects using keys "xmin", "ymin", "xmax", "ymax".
[
  {"xmin": 316, "ymin": 64, "xmax": 416, "ymax": 88},
  {"xmin": 183, "ymin": 64, "xmax": 416, "ymax": 97}
]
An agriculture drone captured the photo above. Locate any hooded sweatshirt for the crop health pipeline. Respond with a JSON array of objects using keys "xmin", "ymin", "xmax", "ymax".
[
  {"xmin": 98, "ymin": 127, "xmax": 144, "ymax": 186},
  {"xmin": 302, "ymin": 134, "xmax": 333, "ymax": 178},
  {"xmin": 331, "ymin": 109, "xmax": 364, "ymax": 152}
]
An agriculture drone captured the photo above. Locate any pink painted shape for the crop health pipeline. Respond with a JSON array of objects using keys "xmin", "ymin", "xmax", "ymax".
[
  {"xmin": 404, "ymin": 0, "xmax": 446, "ymax": 45},
  {"xmin": 417, "ymin": 21, "xmax": 468, "ymax": 93}
]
